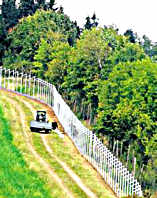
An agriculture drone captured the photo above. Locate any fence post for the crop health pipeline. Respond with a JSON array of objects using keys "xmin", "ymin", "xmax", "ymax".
[
  {"xmin": 8, "ymin": 69, "xmax": 10, "ymax": 89},
  {"xmin": 12, "ymin": 70, "xmax": 14, "ymax": 91},
  {"xmin": 33, "ymin": 76, "xmax": 35, "ymax": 97},
  {"xmin": 29, "ymin": 73, "xmax": 31, "ymax": 96},
  {"xmin": 20, "ymin": 73, "xmax": 23, "ymax": 93},
  {"xmin": 48, "ymin": 83, "xmax": 50, "ymax": 105},
  {"xmin": 16, "ymin": 71, "xmax": 19, "ymax": 91},
  {"xmin": 39, "ymin": 79, "xmax": 42, "ymax": 99},
  {"xmin": 7, "ymin": 69, "xmax": 9, "ymax": 89},
  {"xmin": 0, "ymin": 67, "xmax": 2, "ymax": 88},
  {"xmin": 37, "ymin": 78, "xmax": 39, "ymax": 98},
  {"xmin": 24, "ymin": 74, "xmax": 27, "ymax": 94}
]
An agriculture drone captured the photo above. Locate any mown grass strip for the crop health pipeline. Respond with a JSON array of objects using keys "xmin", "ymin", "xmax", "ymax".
[
  {"xmin": 12, "ymin": 95, "xmax": 88, "ymax": 198},
  {"xmin": 0, "ymin": 99, "xmax": 53, "ymax": 198},
  {"xmin": 23, "ymin": 95, "xmax": 116, "ymax": 198},
  {"xmin": 0, "ymin": 93, "xmax": 67, "ymax": 198}
]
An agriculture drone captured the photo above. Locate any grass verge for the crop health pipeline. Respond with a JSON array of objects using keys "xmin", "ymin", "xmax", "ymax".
[
  {"xmin": 0, "ymin": 99, "xmax": 52, "ymax": 198},
  {"xmin": 23, "ymin": 94, "xmax": 116, "ymax": 198},
  {"xmin": 13, "ymin": 95, "xmax": 88, "ymax": 198},
  {"xmin": 0, "ymin": 94, "xmax": 67, "ymax": 198}
]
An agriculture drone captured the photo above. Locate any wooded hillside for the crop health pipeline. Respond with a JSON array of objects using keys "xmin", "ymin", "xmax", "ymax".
[{"xmin": 0, "ymin": 2, "xmax": 156, "ymax": 196}]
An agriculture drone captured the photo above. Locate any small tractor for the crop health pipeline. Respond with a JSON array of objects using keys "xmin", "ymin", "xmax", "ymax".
[{"xmin": 30, "ymin": 110, "xmax": 57, "ymax": 133}]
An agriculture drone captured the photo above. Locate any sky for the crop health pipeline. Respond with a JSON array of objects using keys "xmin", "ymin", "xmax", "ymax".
[
  {"xmin": 0, "ymin": 0, "xmax": 156, "ymax": 42},
  {"xmin": 55, "ymin": 0, "xmax": 157, "ymax": 42}
]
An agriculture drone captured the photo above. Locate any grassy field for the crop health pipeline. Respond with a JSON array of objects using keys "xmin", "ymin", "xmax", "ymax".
[
  {"xmin": 26, "ymin": 101, "xmax": 115, "ymax": 198},
  {"xmin": 0, "ymin": 102, "xmax": 54, "ymax": 197},
  {"xmin": 0, "ymin": 89, "xmax": 116, "ymax": 198}
]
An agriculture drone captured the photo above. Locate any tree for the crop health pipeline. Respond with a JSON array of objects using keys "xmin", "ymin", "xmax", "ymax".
[
  {"xmin": 84, "ymin": 14, "xmax": 99, "ymax": 30},
  {"xmin": 49, "ymin": 0, "xmax": 55, "ymax": 9},
  {"xmin": 142, "ymin": 35, "xmax": 153, "ymax": 57},
  {"xmin": 0, "ymin": 15, "xmax": 7, "ymax": 65},
  {"xmin": 91, "ymin": 13, "xmax": 99, "ymax": 27},
  {"xmin": 74, "ymin": 21, "xmax": 81, "ymax": 38},
  {"xmin": 37, "ymin": 0, "xmax": 45, "ymax": 5},
  {"xmin": 36, "ymin": 0, "xmax": 55, "ymax": 10},
  {"xmin": 2, "ymin": 10, "xmax": 78, "ymax": 71},
  {"xmin": 124, "ymin": 29, "xmax": 137, "ymax": 43},
  {"xmin": 84, "ymin": 16, "xmax": 92, "ymax": 29},
  {"xmin": 96, "ymin": 59, "xmax": 157, "ymax": 192},
  {"xmin": 33, "ymin": 32, "xmax": 68, "ymax": 79},
  {"xmin": 19, "ymin": 0, "xmax": 35, "ymax": 18},
  {"xmin": 63, "ymin": 28, "xmax": 112, "ymax": 122},
  {"xmin": 151, "ymin": 43, "xmax": 157, "ymax": 61},
  {"xmin": 45, "ymin": 41, "xmax": 71, "ymax": 89},
  {"xmin": 36, "ymin": 0, "xmax": 46, "ymax": 9},
  {"xmin": 1, "ymin": 0, "xmax": 18, "ymax": 29},
  {"xmin": 58, "ymin": 6, "xmax": 64, "ymax": 14}
]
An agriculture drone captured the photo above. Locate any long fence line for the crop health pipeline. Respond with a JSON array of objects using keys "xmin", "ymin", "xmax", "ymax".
[{"xmin": 0, "ymin": 67, "xmax": 143, "ymax": 197}]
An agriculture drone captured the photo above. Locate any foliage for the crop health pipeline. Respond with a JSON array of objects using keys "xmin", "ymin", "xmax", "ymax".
[
  {"xmin": 96, "ymin": 59, "xmax": 157, "ymax": 191},
  {"xmin": 0, "ymin": 15, "xmax": 7, "ymax": 65},
  {"xmin": 62, "ymin": 27, "xmax": 112, "ymax": 121},
  {"xmin": 18, "ymin": 0, "xmax": 35, "ymax": 18},
  {"xmin": 124, "ymin": 29, "xmax": 137, "ymax": 43},
  {"xmin": 1, "ymin": 7, "xmax": 156, "ymax": 194},
  {"xmin": 84, "ymin": 13, "xmax": 99, "ymax": 30},
  {"xmin": 61, "ymin": 27, "xmax": 146, "ymax": 123},
  {"xmin": 45, "ymin": 41, "xmax": 71, "ymax": 88},
  {"xmin": 141, "ymin": 35, "xmax": 157, "ymax": 62},
  {"xmin": 2, "ymin": 10, "xmax": 78, "ymax": 71},
  {"xmin": 33, "ymin": 34, "xmax": 69, "ymax": 80},
  {"xmin": 1, "ymin": 0, "xmax": 19, "ymax": 29}
]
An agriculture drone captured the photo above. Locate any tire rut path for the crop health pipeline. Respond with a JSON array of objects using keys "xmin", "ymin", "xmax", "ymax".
[
  {"xmin": 5, "ymin": 95, "xmax": 74, "ymax": 198},
  {"xmin": 21, "ymin": 98, "xmax": 98, "ymax": 198}
]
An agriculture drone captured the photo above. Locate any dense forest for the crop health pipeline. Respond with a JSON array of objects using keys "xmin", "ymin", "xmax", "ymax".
[{"xmin": 0, "ymin": 0, "xmax": 157, "ymax": 197}]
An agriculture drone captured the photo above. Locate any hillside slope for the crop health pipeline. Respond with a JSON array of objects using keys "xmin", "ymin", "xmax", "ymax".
[{"xmin": 0, "ymin": 89, "xmax": 116, "ymax": 198}]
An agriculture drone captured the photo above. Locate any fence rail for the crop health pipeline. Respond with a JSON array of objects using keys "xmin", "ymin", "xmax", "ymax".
[{"xmin": 0, "ymin": 66, "xmax": 143, "ymax": 197}]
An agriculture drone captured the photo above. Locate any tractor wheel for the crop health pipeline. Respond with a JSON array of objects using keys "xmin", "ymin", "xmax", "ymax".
[
  {"xmin": 52, "ymin": 122, "xmax": 57, "ymax": 130},
  {"xmin": 30, "ymin": 127, "xmax": 35, "ymax": 132},
  {"xmin": 45, "ymin": 129, "xmax": 50, "ymax": 134}
]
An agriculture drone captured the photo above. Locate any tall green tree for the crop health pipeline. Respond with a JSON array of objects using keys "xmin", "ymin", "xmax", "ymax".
[
  {"xmin": 124, "ymin": 29, "xmax": 137, "ymax": 43},
  {"xmin": 2, "ymin": 10, "xmax": 78, "ymax": 71},
  {"xmin": 19, "ymin": 0, "xmax": 35, "ymax": 18},
  {"xmin": 142, "ymin": 35, "xmax": 153, "ymax": 57},
  {"xmin": 37, "ymin": 0, "xmax": 46, "ymax": 8},
  {"xmin": 1, "ymin": 0, "xmax": 18, "ymax": 29},
  {"xmin": 0, "ymin": 15, "xmax": 7, "ymax": 65},
  {"xmin": 84, "ymin": 16, "xmax": 92, "ymax": 30},
  {"xmin": 63, "ymin": 28, "xmax": 112, "ymax": 121},
  {"xmin": 84, "ymin": 14, "xmax": 99, "ymax": 30},
  {"xmin": 91, "ymin": 13, "xmax": 99, "ymax": 27},
  {"xmin": 151, "ymin": 43, "xmax": 157, "ymax": 61},
  {"xmin": 96, "ymin": 59, "xmax": 157, "ymax": 191},
  {"xmin": 49, "ymin": 0, "xmax": 55, "ymax": 9}
]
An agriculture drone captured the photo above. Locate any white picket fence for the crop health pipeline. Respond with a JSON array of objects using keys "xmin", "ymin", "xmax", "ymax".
[{"xmin": 0, "ymin": 67, "xmax": 143, "ymax": 197}]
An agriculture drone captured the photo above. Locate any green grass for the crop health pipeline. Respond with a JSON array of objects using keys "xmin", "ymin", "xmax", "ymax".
[
  {"xmin": 23, "ymin": 96, "xmax": 116, "ymax": 198},
  {"xmin": 0, "ymin": 103, "xmax": 52, "ymax": 198},
  {"xmin": 0, "ymin": 94, "xmax": 68, "ymax": 198},
  {"xmin": 13, "ymin": 96, "xmax": 88, "ymax": 198},
  {"xmin": 0, "ymin": 90, "xmax": 116, "ymax": 198}
]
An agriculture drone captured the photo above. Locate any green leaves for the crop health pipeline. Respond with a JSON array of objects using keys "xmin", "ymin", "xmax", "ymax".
[
  {"xmin": 2, "ymin": 9, "xmax": 78, "ymax": 72},
  {"xmin": 96, "ymin": 59, "xmax": 157, "ymax": 191}
]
